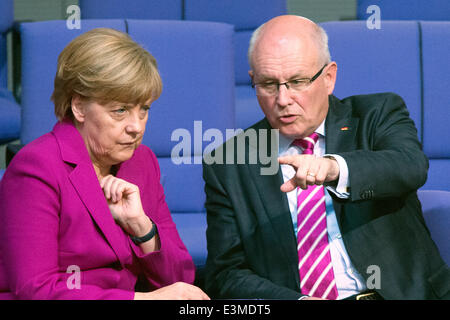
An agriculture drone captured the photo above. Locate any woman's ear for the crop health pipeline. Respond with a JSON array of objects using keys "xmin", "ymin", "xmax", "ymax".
[{"xmin": 71, "ymin": 94, "xmax": 86, "ymax": 123}]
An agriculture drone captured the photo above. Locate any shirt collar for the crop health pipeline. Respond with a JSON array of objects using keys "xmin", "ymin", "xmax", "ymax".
[{"xmin": 278, "ymin": 119, "xmax": 326, "ymax": 154}]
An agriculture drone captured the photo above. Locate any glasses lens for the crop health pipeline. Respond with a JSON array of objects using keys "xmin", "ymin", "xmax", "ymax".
[
  {"xmin": 289, "ymin": 80, "xmax": 309, "ymax": 92},
  {"xmin": 255, "ymin": 84, "xmax": 276, "ymax": 96}
]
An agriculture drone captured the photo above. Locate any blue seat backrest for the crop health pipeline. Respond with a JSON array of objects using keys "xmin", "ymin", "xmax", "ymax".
[
  {"xmin": 18, "ymin": 19, "xmax": 234, "ymax": 268},
  {"xmin": 184, "ymin": 0, "xmax": 286, "ymax": 30},
  {"xmin": 417, "ymin": 190, "xmax": 450, "ymax": 266},
  {"xmin": 125, "ymin": 20, "xmax": 235, "ymax": 267},
  {"xmin": 420, "ymin": 21, "xmax": 450, "ymax": 191},
  {"xmin": 127, "ymin": 20, "xmax": 235, "ymax": 157},
  {"xmin": 184, "ymin": 0, "xmax": 287, "ymax": 130},
  {"xmin": 0, "ymin": 0, "xmax": 21, "ymax": 145},
  {"xmin": 0, "ymin": 0, "xmax": 14, "ymax": 88},
  {"xmin": 19, "ymin": 20, "xmax": 127, "ymax": 144},
  {"xmin": 320, "ymin": 21, "xmax": 422, "ymax": 139},
  {"xmin": 79, "ymin": 0, "xmax": 183, "ymax": 20},
  {"xmin": 357, "ymin": 0, "xmax": 450, "ymax": 21}
]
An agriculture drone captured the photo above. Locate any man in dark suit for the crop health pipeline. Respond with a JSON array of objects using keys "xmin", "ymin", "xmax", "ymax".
[{"xmin": 202, "ymin": 15, "xmax": 449, "ymax": 300}]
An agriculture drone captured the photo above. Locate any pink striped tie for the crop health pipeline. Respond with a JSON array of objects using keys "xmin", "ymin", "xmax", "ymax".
[{"xmin": 292, "ymin": 133, "xmax": 338, "ymax": 300}]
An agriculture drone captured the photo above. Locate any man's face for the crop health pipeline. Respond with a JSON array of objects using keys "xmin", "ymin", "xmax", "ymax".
[{"xmin": 250, "ymin": 36, "xmax": 336, "ymax": 139}]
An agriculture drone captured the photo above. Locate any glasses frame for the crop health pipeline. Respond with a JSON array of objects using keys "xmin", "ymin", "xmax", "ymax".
[{"xmin": 252, "ymin": 63, "xmax": 329, "ymax": 96}]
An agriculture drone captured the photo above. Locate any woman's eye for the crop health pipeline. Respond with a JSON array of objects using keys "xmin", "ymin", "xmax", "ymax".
[
  {"xmin": 115, "ymin": 107, "xmax": 127, "ymax": 114},
  {"xmin": 140, "ymin": 105, "xmax": 150, "ymax": 114}
]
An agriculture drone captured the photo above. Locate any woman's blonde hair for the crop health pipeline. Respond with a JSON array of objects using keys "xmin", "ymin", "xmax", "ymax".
[{"xmin": 52, "ymin": 28, "xmax": 162, "ymax": 121}]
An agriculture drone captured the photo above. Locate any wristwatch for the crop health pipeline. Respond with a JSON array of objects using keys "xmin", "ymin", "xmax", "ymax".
[{"xmin": 131, "ymin": 221, "xmax": 158, "ymax": 244}]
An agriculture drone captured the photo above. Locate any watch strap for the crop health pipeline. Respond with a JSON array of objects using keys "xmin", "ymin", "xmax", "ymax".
[{"xmin": 131, "ymin": 221, "xmax": 157, "ymax": 244}]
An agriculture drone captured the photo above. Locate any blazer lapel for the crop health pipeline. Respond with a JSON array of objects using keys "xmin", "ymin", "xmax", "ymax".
[
  {"xmin": 52, "ymin": 121, "xmax": 130, "ymax": 267},
  {"xmin": 246, "ymin": 119, "xmax": 301, "ymax": 287},
  {"xmin": 68, "ymin": 163, "xmax": 130, "ymax": 266}
]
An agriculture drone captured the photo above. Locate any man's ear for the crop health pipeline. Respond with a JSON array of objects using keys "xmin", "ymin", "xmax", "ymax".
[
  {"xmin": 324, "ymin": 62, "xmax": 337, "ymax": 95},
  {"xmin": 71, "ymin": 94, "xmax": 86, "ymax": 123},
  {"xmin": 248, "ymin": 70, "xmax": 254, "ymax": 83}
]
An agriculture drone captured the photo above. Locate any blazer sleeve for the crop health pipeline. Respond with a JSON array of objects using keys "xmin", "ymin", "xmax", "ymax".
[
  {"xmin": 0, "ymin": 148, "xmax": 134, "ymax": 300},
  {"xmin": 202, "ymin": 163, "xmax": 303, "ymax": 300},
  {"xmin": 127, "ymin": 147, "xmax": 195, "ymax": 289},
  {"xmin": 338, "ymin": 93, "xmax": 428, "ymax": 202}
]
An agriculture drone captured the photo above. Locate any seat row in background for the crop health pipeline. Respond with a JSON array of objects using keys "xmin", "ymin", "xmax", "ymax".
[
  {"xmin": 0, "ymin": 0, "xmax": 20, "ymax": 149},
  {"xmin": 356, "ymin": 0, "xmax": 450, "ymax": 21},
  {"xmin": 0, "ymin": 0, "xmax": 287, "ymax": 176},
  {"xmin": 0, "ymin": 1, "xmax": 449, "ymax": 282},
  {"xmin": 68, "ymin": 0, "xmax": 287, "ymax": 131},
  {"xmin": 76, "ymin": 0, "xmax": 450, "ymax": 192}
]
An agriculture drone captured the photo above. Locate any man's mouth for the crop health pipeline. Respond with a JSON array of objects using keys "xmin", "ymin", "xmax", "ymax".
[{"xmin": 279, "ymin": 115, "xmax": 298, "ymax": 124}]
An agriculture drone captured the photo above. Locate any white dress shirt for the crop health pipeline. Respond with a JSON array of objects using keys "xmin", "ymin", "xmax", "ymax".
[{"xmin": 279, "ymin": 120, "xmax": 367, "ymax": 299}]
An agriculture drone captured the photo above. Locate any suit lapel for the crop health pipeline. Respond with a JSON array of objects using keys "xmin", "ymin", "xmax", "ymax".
[
  {"xmin": 246, "ymin": 119, "xmax": 301, "ymax": 287},
  {"xmin": 325, "ymin": 95, "xmax": 359, "ymax": 224},
  {"xmin": 52, "ymin": 121, "xmax": 129, "ymax": 266},
  {"xmin": 325, "ymin": 95, "xmax": 359, "ymax": 155}
]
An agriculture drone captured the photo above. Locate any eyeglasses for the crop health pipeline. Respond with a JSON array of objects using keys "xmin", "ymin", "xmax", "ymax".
[{"xmin": 252, "ymin": 64, "xmax": 328, "ymax": 96}]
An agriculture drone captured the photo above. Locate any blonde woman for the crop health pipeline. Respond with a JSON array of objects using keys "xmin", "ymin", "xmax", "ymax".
[{"xmin": 0, "ymin": 28, "xmax": 208, "ymax": 300}]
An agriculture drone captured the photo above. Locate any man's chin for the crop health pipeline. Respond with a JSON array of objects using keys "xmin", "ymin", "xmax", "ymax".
[{"xmin": 278, "ymin": 124, "xmax": 308, "ymax": 140}]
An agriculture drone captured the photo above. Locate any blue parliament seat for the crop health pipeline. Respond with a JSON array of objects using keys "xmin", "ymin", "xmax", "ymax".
[
  {"xmin": 238, "ymin": 20, "xmax": 425, "ymax": 139},
  {"xmin": 127, "ymin": 20, "xmax": 235, "ymax": 271},
  {"xmin": 19, "ymin": 20, "xmax": 127, "ymax": 144},
  {"xmin": 0, "ymin": 0, "xmax": 13, "ymax": 89},
  {"xmin": 0, "ymin": 0, "xmax": 20, "ymax": 145},
  {"xmin": 318, "ymin": 20, "xmax": 450, "ymax": 192},
  {"xmin": 321, "ymin": 21, "xmax": 422, "ymax": 138},
  {"xmin": 184, "ymin": 0, "xmax": 287, "ymax": 130},
  {"xmin": 357, "ymin": 0, "xmax": 450, "ymax": 21},
  {"xmin": 421, "ymin": 21, "xmax": 450, "ymax": 191},
  {"xmin": 78, "ymin": 0, "xmax": 287, "ymax": 130},
  {"xmin": 79, "ymin": 0, "xmax": 182, "ymax": 20},
  {"xmin": 16, "ymin": 20, "xmax": 235, "ymax": 280},
  {"xmin": 418, "ymin": 190, "xmax": 450, "ymax": 266}
]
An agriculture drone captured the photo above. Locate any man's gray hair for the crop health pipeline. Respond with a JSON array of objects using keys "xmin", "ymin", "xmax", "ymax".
[{"xmin": 247, "ymin": 21, "xmax": 332, "ymax": 69}]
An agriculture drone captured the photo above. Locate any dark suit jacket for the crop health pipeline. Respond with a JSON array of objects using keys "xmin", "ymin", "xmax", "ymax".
[{"xmin": 203, "ymin": 93, "xmax": 450, "ymax": 300}]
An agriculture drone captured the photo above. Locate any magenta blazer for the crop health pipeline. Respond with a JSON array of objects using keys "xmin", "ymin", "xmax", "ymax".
[{"xmin": 0, "ymin": 120, "xmax": 195, "ymax": 299}]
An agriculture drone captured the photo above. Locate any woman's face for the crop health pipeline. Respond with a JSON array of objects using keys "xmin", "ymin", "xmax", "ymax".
[{"xmin": 73, "ymin": 96, "xmax": 152, "ymax": 168}]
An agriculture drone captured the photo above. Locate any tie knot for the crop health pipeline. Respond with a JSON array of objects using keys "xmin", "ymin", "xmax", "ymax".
[{"xmin": 292, "ymin": 132, "xmax": 319, "ymax": 155}]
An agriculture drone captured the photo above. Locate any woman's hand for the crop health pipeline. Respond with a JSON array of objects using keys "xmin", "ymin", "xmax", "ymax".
[
  {"xmin": 134, "ymin": 282, "xmax": 210, "ymax": 300},
  {"xmin": 100, "ymin": 175, "xmax": 152, "ymax": 238}
]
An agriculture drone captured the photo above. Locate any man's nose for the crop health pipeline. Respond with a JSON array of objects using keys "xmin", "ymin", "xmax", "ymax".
[{"xmin": 276, "ymin": 83, "xmax": 293, "ymax": 107}]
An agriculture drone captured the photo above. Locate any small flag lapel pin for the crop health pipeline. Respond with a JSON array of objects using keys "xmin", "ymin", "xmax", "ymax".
[{"xmin": 340, "ymin": 126, "xmax": 349, "ymax": 131}]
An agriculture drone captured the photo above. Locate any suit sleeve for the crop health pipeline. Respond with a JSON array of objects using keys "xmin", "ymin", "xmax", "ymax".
[
  {"xmin": 338, "ymin": 93, "xmax": 428, "ymax": 202},
  {"xmin": 203, "ymin": 163, "xmax": 303, "ymax": 300},
  {"xmin": 128, "ymin": 147, "xmax": 195, "ymax": 289}
]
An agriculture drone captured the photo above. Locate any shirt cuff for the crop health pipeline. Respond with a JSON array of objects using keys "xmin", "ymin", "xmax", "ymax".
[{"xmin": 324, "ymin": 154, "xmax": 350, "ymax": 199}]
